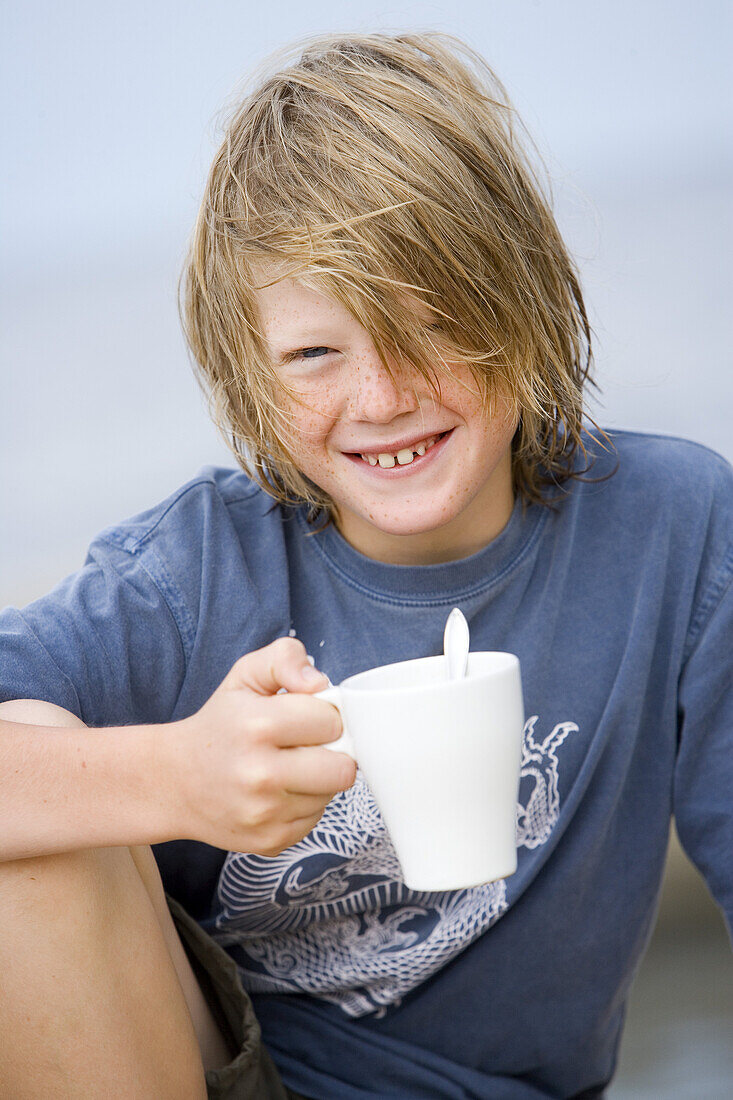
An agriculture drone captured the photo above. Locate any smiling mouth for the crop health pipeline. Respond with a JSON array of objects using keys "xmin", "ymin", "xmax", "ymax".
[{"xmin": 345, "ymin": 430, "xmax": 452, "ymax": 470}]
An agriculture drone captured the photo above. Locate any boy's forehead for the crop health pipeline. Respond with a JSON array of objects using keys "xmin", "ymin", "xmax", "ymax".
[
  {"xmin": 249, "ymin": 260, "xmax": 433, "ymax": 323},
  {"xmin": 247, "ymin": 258, "xmax": 294, "ymax": 292},
  {"xmin": 251, "ymin": 271, "xmax": 344, "ymax": 327}
]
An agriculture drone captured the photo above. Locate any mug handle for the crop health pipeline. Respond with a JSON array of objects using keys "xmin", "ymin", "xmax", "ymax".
[{"xmin": 315, "ymin": 685, "xmax": 358, "ymax": 762}]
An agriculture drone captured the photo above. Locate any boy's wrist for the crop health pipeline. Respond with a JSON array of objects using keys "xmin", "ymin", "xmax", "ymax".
[{"xmin": 133, "ymin": 719, "xmax": 192, "ymax": 845}]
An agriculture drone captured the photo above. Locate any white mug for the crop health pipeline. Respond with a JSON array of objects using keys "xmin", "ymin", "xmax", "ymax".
[{"xmin": 318, "ymin": 652, "xmax": 524, "ymax": 892}]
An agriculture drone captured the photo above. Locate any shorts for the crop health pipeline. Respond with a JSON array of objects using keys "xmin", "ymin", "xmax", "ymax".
[{"xmin": 167, "ymin": 894, "xmax": 309, "ymax": 1100}]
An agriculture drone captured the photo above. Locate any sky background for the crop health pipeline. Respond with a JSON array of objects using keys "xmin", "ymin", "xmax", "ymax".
[{"xmin": 2, "ymin": 0, "xmax": 731, "ymax": 608}]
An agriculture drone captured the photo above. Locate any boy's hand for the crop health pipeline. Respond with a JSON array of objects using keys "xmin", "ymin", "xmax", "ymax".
[{"xmin": 170, "ymin": 638, "xmax": 356, "ymax": 856}]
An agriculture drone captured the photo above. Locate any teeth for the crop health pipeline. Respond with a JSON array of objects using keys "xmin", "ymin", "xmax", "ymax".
[{"xmin": 360, "ymin": 433, "xmax": 442, "ymax": 468}]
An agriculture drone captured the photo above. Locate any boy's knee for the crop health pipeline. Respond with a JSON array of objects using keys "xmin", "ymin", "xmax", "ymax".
[
  {"xmin": 0, "ymin": 698, "xmax": 86, "ymax": 727},
  {"xmin": 0, "ymin": 845, "xmax": 135, "ymax": 923}
]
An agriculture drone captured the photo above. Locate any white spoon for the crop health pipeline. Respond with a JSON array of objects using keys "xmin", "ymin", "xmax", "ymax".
[{"xmin": 443, "ymin": 607, "xmax": 470, "ymax": 681}]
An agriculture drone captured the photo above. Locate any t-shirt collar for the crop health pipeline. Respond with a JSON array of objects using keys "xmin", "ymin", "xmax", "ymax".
[{"xmin": 296, "ymin": 495, "xmax": 547, "ymax": 605}]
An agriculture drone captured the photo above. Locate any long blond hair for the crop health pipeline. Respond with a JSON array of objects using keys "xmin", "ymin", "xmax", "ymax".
[{"xmin": 180, "ymin": 30, "xmax": 603, "ymax": 516}]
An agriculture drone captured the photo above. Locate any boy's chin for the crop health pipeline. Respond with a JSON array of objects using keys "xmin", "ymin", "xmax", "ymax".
[
  {"xmin": 376, "ymin": 516, "xmax": 449, "ymax": 538},
  {"xmin": 339, "ymin": 504, "xmax": 461, "ymax": 545}
]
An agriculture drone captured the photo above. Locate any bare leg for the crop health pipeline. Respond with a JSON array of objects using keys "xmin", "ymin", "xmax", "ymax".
[
  {"xmin": 128, "ymin": 842, "xmax": 235, "ymax": 1073},
  {"xmin": 0, "ymin": 702, "xmax": 233, "ymax": 1099}
]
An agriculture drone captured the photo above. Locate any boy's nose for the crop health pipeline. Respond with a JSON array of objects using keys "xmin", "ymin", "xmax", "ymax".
[{"xmin": 346, "ymin": 355, "xmax": 422, "ymax": 423}]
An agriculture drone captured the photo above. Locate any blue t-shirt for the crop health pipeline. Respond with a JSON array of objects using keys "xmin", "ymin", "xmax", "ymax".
[{"xmin": 1, "ymin": 429, "xmax": 731, "ymax": 1098}]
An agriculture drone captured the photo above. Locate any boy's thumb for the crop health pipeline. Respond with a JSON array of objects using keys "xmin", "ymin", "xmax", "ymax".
[{"xmin": 224, "ymin": 637, "xmax": 329, "ymax": 696}]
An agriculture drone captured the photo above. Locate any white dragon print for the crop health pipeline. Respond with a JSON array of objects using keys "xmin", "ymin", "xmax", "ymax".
[{"xmin": 214, "ymin": 715, "xmax": 577, "ymax": 1017}]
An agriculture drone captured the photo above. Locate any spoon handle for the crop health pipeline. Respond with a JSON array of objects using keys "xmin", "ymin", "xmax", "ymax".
[{"xmin": 444, "ymin": 606, "xmax": 470, "ymax": 680}]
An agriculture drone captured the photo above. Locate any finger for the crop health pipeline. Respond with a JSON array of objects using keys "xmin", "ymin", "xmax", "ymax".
[
  {"xmin": 261, "ymin": 694, "xmax": 342, "ymax": 749},
  {"xmin": 282, "ymin": 792, "xmax": 334, "ymax": 821},
  {"xmin": 275, "ymin": 812, "xmax": 333, "ymax": 852},
  {"xmin": 277, "ymin": 745, "xmax": 357, "ymax": 797},
  {"xmin": 225, "ymin": 637, "xmax": 329, "ymax": 697}
]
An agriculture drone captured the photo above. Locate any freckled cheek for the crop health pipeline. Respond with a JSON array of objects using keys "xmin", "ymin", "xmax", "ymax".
[
  {"xmin": 477, "ymin": 397, "xmax": 519, "ymax": 448},
  {"xmin": 281, "ymin": 386, "xmax": 343, "ymax": 448},
  {"xmin": 283, "ymin": 413, "xmax": 343, "ymax": 482}
]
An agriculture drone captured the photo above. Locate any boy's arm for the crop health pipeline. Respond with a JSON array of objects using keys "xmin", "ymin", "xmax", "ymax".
[
  {"xmin": 0, "ymin": 699, "xmax": 179, "ymax": 861},
  {"xmin": 0, "ymin": 638, "xmax": 356, "ymax": 864}
]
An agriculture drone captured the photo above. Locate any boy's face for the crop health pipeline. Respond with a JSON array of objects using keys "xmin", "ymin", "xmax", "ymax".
[{"xmin": 254, "ymin": 274, "xmax": 518, "ymax": 565}]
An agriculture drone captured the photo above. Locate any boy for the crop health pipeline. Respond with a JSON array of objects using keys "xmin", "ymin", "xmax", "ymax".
[{"xmin": 1, "ymin": 30, "xmax": 731, "ymax": 1100}]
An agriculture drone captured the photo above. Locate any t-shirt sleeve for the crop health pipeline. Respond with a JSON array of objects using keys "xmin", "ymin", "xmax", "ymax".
[
  {"xmin": 0, "ymin": 536, "xmax": 188, "ymax": 729},
  {"xmin": 673, "ymin": 546, "xmax": 733, "ymax": 940}
]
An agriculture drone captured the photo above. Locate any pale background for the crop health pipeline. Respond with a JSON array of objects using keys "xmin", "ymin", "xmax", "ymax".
[{"xmin": 1, "ymin": 1, "xmax": 731, "ymax": 1093}]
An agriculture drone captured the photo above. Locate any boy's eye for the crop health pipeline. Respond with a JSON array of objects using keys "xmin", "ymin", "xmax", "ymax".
[
  {"xmin": 283, "ymin": 346, "xmax": 333, "ymax": 363},
  {"xmin": 300, "ymin": 346, "xmax": 331, "ymax": 359}
]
